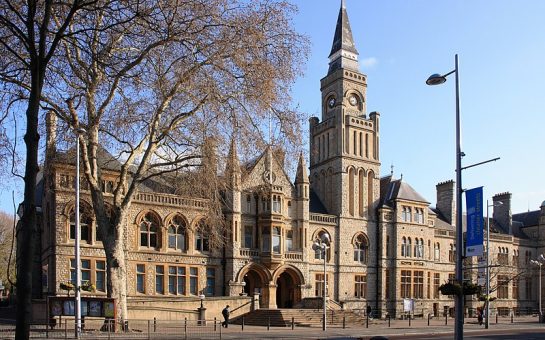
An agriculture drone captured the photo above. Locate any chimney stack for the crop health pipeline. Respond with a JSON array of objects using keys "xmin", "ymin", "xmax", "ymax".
[
  {"xmin": 436, "ymin": 180, "xmax": 455, "ymax": 225},
  {"xmin": 493, "ymin": 192, "xmax": 512, "ymax": 235}
]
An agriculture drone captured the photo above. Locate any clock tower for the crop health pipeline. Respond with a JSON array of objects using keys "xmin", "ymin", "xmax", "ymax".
[{"xmin": 309, "ymin": 0, "xmax": 380, "ymax": 219}]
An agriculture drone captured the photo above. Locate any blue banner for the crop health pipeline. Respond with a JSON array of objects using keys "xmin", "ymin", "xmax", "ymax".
[{"xmin": 465, "ymin": 187, "xmax": 484, "ymax": 257}]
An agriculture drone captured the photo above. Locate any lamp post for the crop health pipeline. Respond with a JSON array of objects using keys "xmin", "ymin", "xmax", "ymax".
[
  {"xmin": 74, "ymin": 127, "xmax": 86, "ymax": 338},
  {"xmin": 426, "ymin": 54, "xmax": 463, "ymax": 340},
  {"xmin": 485, "ymin": 200, "xmax": 502, "ymax": 329},
  {"xmin": 198, "ymin": 293, "xmax": 206, "ymax": 325},
  {"xmin": 312, "ymin": 233, "xmax": 330, "ymax": 331},
  {"xmin": 531, "ymin": 254, "xmax": 545, "ymax": 323}
]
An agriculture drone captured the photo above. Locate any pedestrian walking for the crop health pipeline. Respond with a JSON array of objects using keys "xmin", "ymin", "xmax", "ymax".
[{"xmin": 222, "ymin": 305, "xmax": 230, "ymax": 328}]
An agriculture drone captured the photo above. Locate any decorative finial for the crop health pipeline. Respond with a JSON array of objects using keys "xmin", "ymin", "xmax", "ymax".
[
  {"xmin": 390, "ymin": 163, "xmax": 394, "ymax": 176},
  {"xmin": 341, "ymin": 0, "xmax": 346, "ymax": 9},
  {"xmin": 400, "ymin": 173, "xmax": 403, "ymax": 181}
]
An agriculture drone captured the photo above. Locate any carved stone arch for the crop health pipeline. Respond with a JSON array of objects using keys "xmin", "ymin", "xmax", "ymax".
[
  {"xmin": 135, "ymin": 210, "xmax": 163, "ymax": 250},
  {"xmin": 271, "ymin": 264, "xmax": 305, "ymax": 285},
  {"xmin": 352, "ymin": 232, "xmax": 369, "ymax": 264},
  {"xmin": 272, "ymin": 264, "xmax": 305, "ymax": 308},
  {"xmin": 348, "ymin": 166, "xmax": 356, "ymax": 216},
  {"xmin": 164, "ymin": 212, "xmax": 189, "ymax": 228},
  {"xmin": 343, "ymin": 90, "xmax": 364, "ymax": 110},
  {"xmin": 62, "ymin": 199, "xmax": 93, "ymax": 219},
  {"xmin": 324, "ymin": 91, "xmax": 337, "ymax": 112},
  {"xmin": 311, "ymin": 228, "xmax": 331, "ymax": 242},
  {"xmin": 191, "ymin": 215, "xmax": 210, "ymax": 252},
  {"xmin": 134, "ymin": 209, "xmax": 163, "ymax": 228},
  {"xmin": 164, "ymin": 212, "xmax": 189, "ymax": 252},
  {"xmin": 311, "ymin": 228, "xmax": 332, "ymax": 262},
  {"xmin": 351, "ymin": 231, "xmax": 370, "ymax": 246},
  {"xmin": 236, "ymin": 262, "xmax": 272, "ymax": 283},
  {"xmin": 237, "ymin": 262, "xmax": 273, "ymax": 308},
  {"xmin": 367, "ymin": 169, "xmax": 375, "ymax": 218},
  {"xmin": 63, "ymin": 199, "xmax": 94, "ymax": 243}
]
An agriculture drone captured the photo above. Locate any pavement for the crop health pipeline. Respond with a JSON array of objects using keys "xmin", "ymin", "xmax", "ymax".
[
  {"xmin": 2, "ymin": 315, "xmax": 544, "ymax": 339},
  {"xmin": 214, "ymin": 316, "xmax": 544, "ymax": 339}
]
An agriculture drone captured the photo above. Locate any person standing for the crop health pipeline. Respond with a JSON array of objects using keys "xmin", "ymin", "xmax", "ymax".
[{"xmin": 222, "ymin": 305, "xmax": 230, "ymax": 328}]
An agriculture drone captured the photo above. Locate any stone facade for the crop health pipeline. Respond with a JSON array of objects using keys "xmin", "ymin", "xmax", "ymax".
[{"xmin": 31, "ymin": 1, "xmax": 545, "ymax": 321}]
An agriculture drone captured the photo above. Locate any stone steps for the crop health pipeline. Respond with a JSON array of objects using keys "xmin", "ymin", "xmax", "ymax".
[{"xmin": 231, "ymin": 308, "xmax": 368, "ymax": 327}]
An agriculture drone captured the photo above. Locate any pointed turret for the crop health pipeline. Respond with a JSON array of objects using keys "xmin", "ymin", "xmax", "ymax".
[
  {"xmin": 295, "ymin": 153, "xmax": 309, "ymax": 200},
  {"xmin": 295, "ymin": 153, "xmax": 309, "ymax": 184},
  {"xmin": 328, "ymin": 0, "xmax": 359, "ymax": 74},
  {"xmin": 226, "ymin": 138, "xmax": 241, "ymax": 190}
]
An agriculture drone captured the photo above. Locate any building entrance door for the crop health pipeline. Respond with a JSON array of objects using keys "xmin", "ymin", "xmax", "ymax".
[{"xmin": 275, "ymin": 271, "xmax": 302, "ymax": 308}]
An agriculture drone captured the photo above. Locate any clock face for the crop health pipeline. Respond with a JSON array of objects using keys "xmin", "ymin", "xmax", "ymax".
[
  {"xmin": 263, "ymin": 170, "xmax": 276, "ymax": 183},
  {"xmin": 349, "ymin": 95, "xmax": 358, "ymax": 106},
  {"xmin": 328, "ymin": 97, "xmax": 336, "ymax": 108}
]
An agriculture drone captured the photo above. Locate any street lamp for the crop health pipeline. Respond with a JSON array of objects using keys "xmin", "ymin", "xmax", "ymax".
[
  {"xmin": 426, "ymin": 54, "xmax": 463, "ymax": 340},
  {"xmin": 74, "ymin": 127, "xmax": 86, "ymax": 338},
  {"xmin": 312, "ymin": 233, "xmax": 330, "ymax": 331},
  {"xmin": 485, "ymin": 200, "xmax": 502, "ymax": 329},
  {"xmin": 198, "ymin": 293, "xmax": 206, "ymax": 325},
  {"xmin": 531, "ymin": 254, "xmax": 545, "ymax": 323}
]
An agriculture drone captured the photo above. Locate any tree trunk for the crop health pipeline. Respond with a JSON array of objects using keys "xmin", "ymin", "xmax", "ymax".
[
  {"xmin": 16, "ymin": 70, "xmax": 42, "ymax": 340},
  {"xmin": 101, "ymin": 208, "xmax": 129, "ymax": 327}
]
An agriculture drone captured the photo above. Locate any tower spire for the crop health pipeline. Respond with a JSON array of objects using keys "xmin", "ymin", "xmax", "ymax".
[
  {"xmin": 328, "ymin": 0, "xmax": 359, "ymax": 74},
  {"xmin": 295, "ymin": 152, "xmax": 309, "ymax": 184}
]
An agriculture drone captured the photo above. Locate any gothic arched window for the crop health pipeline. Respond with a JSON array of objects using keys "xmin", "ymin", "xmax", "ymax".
[
  {"xmin": 168, "ymin": 215, "xmax": 187, "ymax": 251},
  {"xmin": 69, "ymin": 203, "xmax": 93, "ymax": 243},
  {"xmin": 314, "ymin": 230, "xmax": 331, "ymax": 261},
  {"xmin": 139, "ymin": 212, "xmax": 160, "ymax": 248},
  {"xmin": 195, "ymin": 220, "xmax": 210, "ymax": 252},
  {"xmin": 353, "ymin": 234, "xmax": 368, "ymax": 264}
]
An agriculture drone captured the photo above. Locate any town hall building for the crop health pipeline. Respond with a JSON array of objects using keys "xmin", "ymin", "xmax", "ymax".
[{"xmin": 31, "ymin": 1, "xmax": 545, "ymax": 321}]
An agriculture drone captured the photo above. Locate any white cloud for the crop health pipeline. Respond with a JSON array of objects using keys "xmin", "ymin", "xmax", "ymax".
[{"xmin": 361, "ymin": 57, "xmax": 378, "ymax": 68}]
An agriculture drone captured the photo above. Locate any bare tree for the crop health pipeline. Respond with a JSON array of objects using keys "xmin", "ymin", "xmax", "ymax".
[
  {"xmin": 469, "ymin": 254, "xmax": 529, "ymax": 314},
  {"xmin": 42, "ymin": 0, "xmax": 307, "ymax": 323},
  {"xmin": 0, "ymin": 1, "xmax": 109, "ymax": 338},
  {"xmin": 0, "ymin": 211, "xmax": 16, "ymax": 290}
]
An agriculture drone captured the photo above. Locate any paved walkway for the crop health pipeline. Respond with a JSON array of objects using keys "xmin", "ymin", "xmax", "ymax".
[
  {"xmin": 216, "ymin": 316, "xmax": 543, "ymax": 339},
  {"xmin": 3, "ymin": 316, "xmax": 543, "ymax": 339}
]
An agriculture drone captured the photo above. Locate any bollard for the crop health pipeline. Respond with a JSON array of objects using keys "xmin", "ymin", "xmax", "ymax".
[
  {"xmin": 445, "ymin": 313, "xmax": 448, "ymax": 325},
  {"xmin": 428, "ymin": 313, "xmax": 430, "ymax": 326},
  {"xmin": 147, "ymin": 320, "xmax": 151, "ymax": 340},
  {"xmin": 107, "ymin": 320, "xmax": 111, "ymax": 340},
  {"xmin": 342, "ymin": 316, "xmax": 345, "ymax": 329},
  {"xmin": 366, "ymin": 313, "xmax": 369, "ymax": 328},
  {"xmin": 242, "ymin": 316, "xmax": 245, "ymax": 331},
  {"xmin": 292, "ymin": 317, "xmax": 295, "ymax": 330},
  {"xmin": 267, "ymin": 317, "xmax": 270, "ymax": 330},
  {"xmin": 154, "ymin": 317, "xmax": 157, "ymax": 332},
  {"xmin": 511, "ymin": 314, "xmax": 514, "ymax": 323},
  {"xmin": 184, "ymin": 317, "xmax": 188, "ymax": 340},
  {"xmin": 388, "ymin": 315, "xmax": 391, "ymax": 327},
  {"xmin": 214, "ymin": 317, "xmax": 217, "ymax": 332},
  {"xmin": 496, "ymin": 313, "xmax": 498, "ymax": 324},
  {"xmin": 409, "ymin": 314, "xmax": 411, "ymax": 327}
]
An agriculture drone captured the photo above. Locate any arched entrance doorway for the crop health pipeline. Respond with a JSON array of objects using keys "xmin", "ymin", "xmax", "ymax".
[
  {"xmin": 243, "ymin": 269, "xmax": 264, "ymax": 297},
  {"xmin": 274, "ymin": 267, "xmax": 303, "ymax": 309},
  {"xmin": 238, "ymin": 264, "xmax": 271, "ymax": 307}
]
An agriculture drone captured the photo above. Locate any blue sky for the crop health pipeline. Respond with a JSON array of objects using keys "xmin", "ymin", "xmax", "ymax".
[
  {"xmin": 1, "ymin": 0, "xmax": 544, "ymax": 215},
  {"xmin": 290, "ymin": 0, "xmax": 545, "ymax": 214}
]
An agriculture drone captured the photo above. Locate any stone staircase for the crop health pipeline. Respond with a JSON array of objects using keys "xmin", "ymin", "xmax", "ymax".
[{"xmin": 231, "ymin": 308, "xmax": 368, "ymax": 327}]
